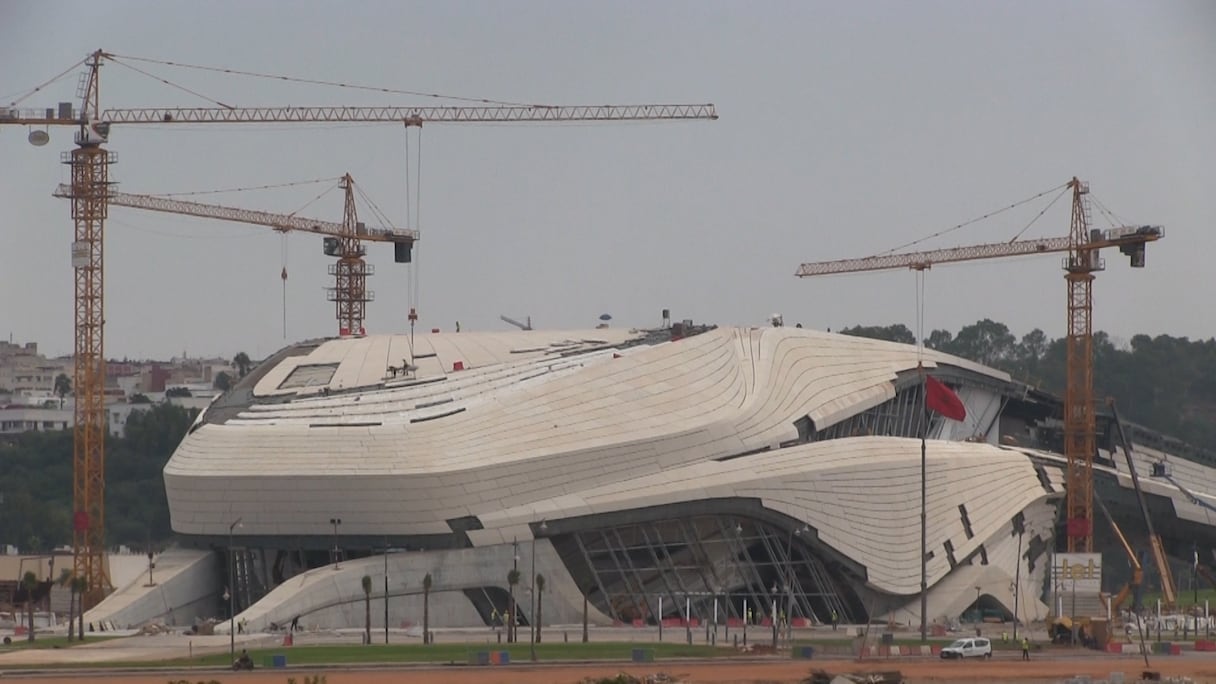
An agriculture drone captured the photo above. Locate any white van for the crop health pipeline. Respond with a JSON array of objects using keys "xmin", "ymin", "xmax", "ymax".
[{"xmin": 940, "ymin": 637, "xmax": 992, "ymax": 659}]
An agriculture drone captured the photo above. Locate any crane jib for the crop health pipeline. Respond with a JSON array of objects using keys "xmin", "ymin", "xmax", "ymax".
[{"xmin": 3, "ymin": 104, "xmax": 717, "ymax": 127}]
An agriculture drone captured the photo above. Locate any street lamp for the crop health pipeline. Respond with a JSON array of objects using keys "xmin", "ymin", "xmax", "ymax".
[
  {"xmin": 383, "ymin": 537, "xmax": 390, "ymax": 645},
  {"xmin": 329, "ymin": 517, "xmax": 342, "ymax": 569},
  {"xmin": 1013, "ymin": 521, "xmax": 1026, "ymax": 641},
  {"xmin": 530, "ymin": 519, "xmax": 548, "ymax": 662},
  {"xmin": 228, "ymin": 516, "xmax": 243, "ymax": 662},
  {"xmin": 975, "ymin": 585, "xmax": 982, "ymax": 628},
  {"xmin": 511, "ymin": 538, "xmax": 520, "ymax": 644}
]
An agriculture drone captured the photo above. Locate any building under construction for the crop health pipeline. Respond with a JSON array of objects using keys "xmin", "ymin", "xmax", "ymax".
[{"xmin": 72, "ymin": 324, "xmax": 1216, "ymax": 637}]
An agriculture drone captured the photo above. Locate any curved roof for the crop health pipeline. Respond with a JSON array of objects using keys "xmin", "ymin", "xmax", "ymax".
[{"xmin": 164, "ymin": 325, "xmax": 1010, "ymax": 537}]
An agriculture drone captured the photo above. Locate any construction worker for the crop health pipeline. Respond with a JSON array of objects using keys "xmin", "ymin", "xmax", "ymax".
[
  {"xmin": 831, "ymin": 609, "xmax": 839, "ymax": 631},
  {"xmin": 746, "ymin": 607, "xmax": 754, "ymax": 625},
  {"xmin": 490, "ymin": 608, "xmax": 499, "ymax": 630},
  {"xmin": 1021, "ymin": 636, "xmax": 1030, "ymax": 660}
]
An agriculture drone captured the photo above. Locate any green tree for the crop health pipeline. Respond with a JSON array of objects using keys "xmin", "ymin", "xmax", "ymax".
[
  {"xmin": 422, "ymin": 572, "xmax": 433, "ymax": 645},
  {"xmin": 21, "ymin": 570, "xmax": 38, "ymax": 641},
  {"xmin": 951, "ymin": 319, "xmax": 1017, "ymax": 368},
  {"xmin": 507, "ymin": 568, "xmax": 521, "ymax": 643},
  {"xmin": 233, "ymin": 352, "xmax": 253, "ymax": 378},
  {"xmin": 165, "ymin": 386, "xmax": 192, "ymax": 398},
  {"xmin": 1013, "ymin": 328, "xmax": 1049, "ymax": 384},
  {"xmin": 214, "ymin": 371, "xmax": 232, "ymax": 392},
  {"xmin": 53, "ymin": 373, "xmax": 72, "ymax": 408},
  {"xmin": 535, "ymin": 573, "xmax": 545, "ymax": 644},
  {"xmin": 129, "ymin": 392, "xmax": 152, "ymax": 404},
  {"xmin": 361, "ymin": 575, "xmax": 372, "ymax": 645},
  {"xmin": 839, "ymin": 324, "xmax": 917, "ymax": 346},
  {"xmin": 925, "ymin": 329, "xmax": 955, "ymax": 353}
]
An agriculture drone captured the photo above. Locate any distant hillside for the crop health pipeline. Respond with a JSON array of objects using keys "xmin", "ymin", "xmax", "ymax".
[{"xmin": 839, "ymin": 320, "xmax": 1216, "ymax": 454}]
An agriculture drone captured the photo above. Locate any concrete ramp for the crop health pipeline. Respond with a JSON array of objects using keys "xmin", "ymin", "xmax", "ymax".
[
  {"xmin": 82, "ymin": 548, "xmax": 220, "ymax": 629},
  {"xmin": 222, "ymin": 542, "xmax": 611, "ymax": 632}
]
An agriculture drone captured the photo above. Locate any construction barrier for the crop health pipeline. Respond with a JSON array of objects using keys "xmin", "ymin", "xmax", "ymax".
[{"xmin": 856, "ymin": 644, "xmax": 940, "ymax": 658}]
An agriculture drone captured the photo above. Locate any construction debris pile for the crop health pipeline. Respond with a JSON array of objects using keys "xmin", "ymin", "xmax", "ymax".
[
  {"xmin": 802, "ymin": 670, "xmax": 904, "ymax": 684},
  {"xmin": 578, "ymin": 673, "xmax": 684, "ymax": 684}
]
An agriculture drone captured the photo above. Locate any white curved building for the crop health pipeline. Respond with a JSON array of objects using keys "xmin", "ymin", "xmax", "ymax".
[{"xmin": 87, "ymin": 324, "xmax": 1216, "ymax": 633}]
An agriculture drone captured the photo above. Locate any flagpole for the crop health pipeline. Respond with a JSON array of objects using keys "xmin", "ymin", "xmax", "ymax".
[
  {"xmin": 915, "ymin": 270, "xmax": 928, "ymax": 643},
  {"xmin": 919, "ymin": 362, "xmax": 928, "ymax": 643}
]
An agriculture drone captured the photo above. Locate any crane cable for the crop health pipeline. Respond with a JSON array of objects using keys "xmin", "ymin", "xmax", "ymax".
[
  {"xmin": 404, "ymin": 129, "xmax": 416, "ymax": 363},
  {"xmin": 106, "ymin": 52, "xmax": 539, "ymax": 107},
  {"xmin": 1006, "ymin": 185, "xmax": 1072, "ymax": 242},
  {"xmin": 4, "ymin": 56, "xmax": 88, "ymax": 106},
  {"xmin": 1089, "ymin": 194, "xmax": 1129, "ymax": 230},
  {"xmin": 352, "ymin": 183, "xmax": 396, "ymax": 232},
  {"xmin": 872, "ymin": 182, "xmax": 1071, "ymax": 258},
  {"xmin": 145, "ymin": 177, "xmax": 339, "ymax": 198},
  {"xmin": 106, "ymin": 56, "xmax": 233, "ymax": 109},
  {"xmin": 288, "ymin": 184, "xmax": 341, "ymax": 219},
  {"xmin": 281, "ymin": 234, "xmax": 289, "ymax": 340}
]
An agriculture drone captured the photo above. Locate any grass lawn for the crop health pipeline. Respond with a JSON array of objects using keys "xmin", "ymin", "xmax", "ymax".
[
  {"xmin": 181, "ymin": 641, "xmax": 732, "ymax": 668},
  {"xmin": 1, "ymin": 641, "xmax": 735, "ymax": 670},
  {"xmin": 1140, "ymin": 587, "xmax": 1216, "ymax": 609}
]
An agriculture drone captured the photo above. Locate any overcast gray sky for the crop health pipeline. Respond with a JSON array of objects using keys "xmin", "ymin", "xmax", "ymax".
[{"xmin": 1, "ymin": 1, "xmax": 1212, "ymax": 361}]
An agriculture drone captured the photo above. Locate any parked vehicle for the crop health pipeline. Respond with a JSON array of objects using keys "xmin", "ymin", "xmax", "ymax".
[{"xmin": 940, "ymin": 637, "xmax": 992, "ymax": 659}]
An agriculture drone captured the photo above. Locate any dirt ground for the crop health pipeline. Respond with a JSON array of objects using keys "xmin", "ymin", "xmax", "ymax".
[{"xmin": 5, "ymin": 657, "xmax": 1216, "ymax": 684}]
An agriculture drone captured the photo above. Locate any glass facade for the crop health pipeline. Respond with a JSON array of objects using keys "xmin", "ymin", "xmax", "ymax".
[
  {"xmin": 814, "ymin": 381, "xmax": 940, "ymax": 441},
  {"xmin": 553, "ymin": 514, "xmax": 863, "ymax": 626}
]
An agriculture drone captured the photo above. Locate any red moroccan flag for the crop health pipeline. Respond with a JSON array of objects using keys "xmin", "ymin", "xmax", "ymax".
[{"xmin": 925, "ymin": 375, "xmax": 966, "ymax": 421}]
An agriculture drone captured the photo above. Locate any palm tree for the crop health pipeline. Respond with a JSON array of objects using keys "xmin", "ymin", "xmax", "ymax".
[
  {"xmin": 507, "ymin": 568, "xmax": 521, "ymax": 644},
  {"xmin": 422, "ymin": 572, "xmax": 432, "ymax": 646},
  {"xmin": 54, "ymin": 373, "xmax": 71, "ymax": 408},
  {"xmin": 21, "ymin": 571, "xmax": 38, "ymax": 642},
  {"xmin": 56, "ymin": 569, "xmax": 74, "ymax": 642},
  {"xmin": 232, "ymin": 352, "xmax": 252, "ymax": 378},
  {"xmin": 72, "ymin": 576, "xmax": 87, "ymax": 641},
  {"xmin": 535, "ymin": 574, "xmax": 546, "ymax": 644},
  {"xmin": 361, "ymin": 575, "xmax": 372, "ymax": 645}
]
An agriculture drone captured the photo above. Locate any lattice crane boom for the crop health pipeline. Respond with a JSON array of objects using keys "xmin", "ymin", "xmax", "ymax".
[
  {"xmin": 5, "ymin": 103, "xmax": 718, "ymax": 126},
  {"xmin": 54, "ymin": 174, "xmax": 409, "ymax": 336},
  {"xmin": 3, "ymin": 49, "xmax": 717, "ymax": 606},
  {"xmin": 795, "ymin": 177, "xmax": 1163, "ymax": 553},
  {"xmin": 795, "ymin": 230, "xmax": 1162, "ymax": 276},
  {"xmin": 52, "ymin": 183, "xmax": 418, "ymax": 242}
]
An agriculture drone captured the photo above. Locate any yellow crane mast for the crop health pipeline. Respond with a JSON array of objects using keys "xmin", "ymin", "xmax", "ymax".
[
  {"xmin": 795, "ymin": 178, "xmax": 1163, "ymax": 553},
  {"xmin": 2, "ymin": 49, "xmax": 718, "ymax": 605}
]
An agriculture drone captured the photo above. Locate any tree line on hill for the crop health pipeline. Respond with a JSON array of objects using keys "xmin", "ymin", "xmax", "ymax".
[
  {"xmin": 0, "ymin": 352, "xmax": 256, "ymax": 551},
  {"xmin": 1, "ymin": 331, "xmax": 1213, "ymax": 550},
  {"xmin": 0, "ymin": 402, "xmax": 198, "ymax": 552},
  {"xmin": 839, "ymin": 319, "xmax": 1216, "ymax": 454}
]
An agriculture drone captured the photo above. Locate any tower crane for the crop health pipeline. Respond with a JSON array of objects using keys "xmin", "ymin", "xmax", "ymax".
[
  {"xmin": 795, "ymin": 178, "xmax": 1163, "ymax": 553},
  {"xmin": 53, "ymin": 173, "xmax": 416, "ymax": 336},
  {"xmin": 1, "ymin": 49, "xmax": 717, "ymax": 605}
]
